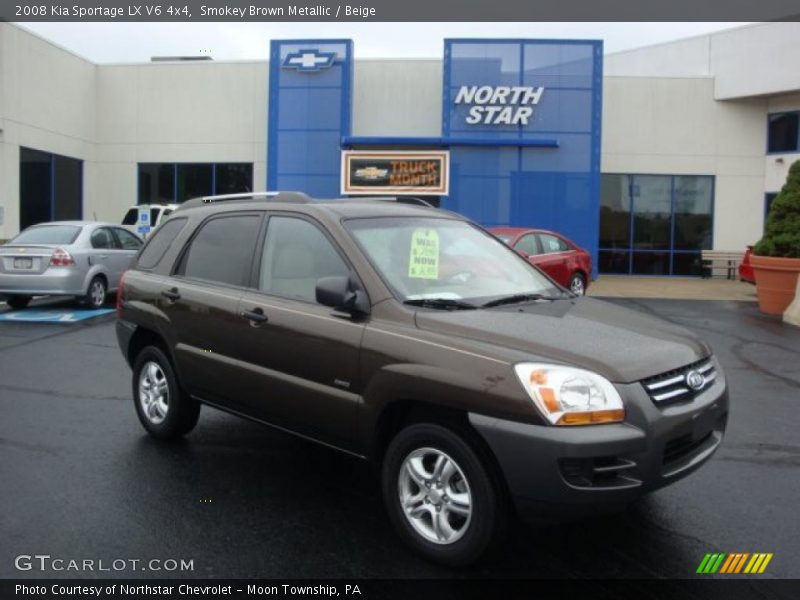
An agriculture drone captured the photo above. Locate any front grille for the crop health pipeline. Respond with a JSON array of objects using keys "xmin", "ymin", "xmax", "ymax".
[{"xmin": 641, "ymin": 358, "xmax": 717, "ymax": 405}]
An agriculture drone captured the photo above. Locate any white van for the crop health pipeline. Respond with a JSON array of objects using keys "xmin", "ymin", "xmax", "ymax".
[{"xmin": 121, "ymin": 204, "xmax": 180, "ymax": 236}]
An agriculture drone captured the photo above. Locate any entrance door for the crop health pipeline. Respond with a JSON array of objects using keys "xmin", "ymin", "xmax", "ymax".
[{"xmin": 20, "ymin": 147, "xmax": 83, "ymax": 230}]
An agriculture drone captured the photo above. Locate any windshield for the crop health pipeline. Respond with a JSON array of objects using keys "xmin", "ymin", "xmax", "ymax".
[
  {"xmin": 494, "ymin": 233, "xmax": 513, "ymax": 244},
  {"xmin": 10, "ymin": 225, "xmax": 82, "ymax": 245},
  {"xmin": 345, "ymin": 217, "xmax": 561, "ymax": 304}
]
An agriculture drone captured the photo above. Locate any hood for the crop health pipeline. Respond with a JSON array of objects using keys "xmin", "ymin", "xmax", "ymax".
[{"xmin": 414, "ymin": 298, "xmax": 710, "ymax": 383}]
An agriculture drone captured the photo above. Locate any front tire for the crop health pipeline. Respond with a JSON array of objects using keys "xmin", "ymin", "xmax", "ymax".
[
  {"xmin": 132, "ymin": 345, "xmax": 200, "ymax": 440},
  {"xmin": 382, "ymin": 423, "xmax": 505, "ymax": 566},
  {"xmin": 5, "ymin": 295, "xmax": 31, "ymax": 310}
]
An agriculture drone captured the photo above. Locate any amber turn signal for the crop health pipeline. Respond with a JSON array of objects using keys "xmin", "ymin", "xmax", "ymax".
[{"xmin": 556, "ymin": 409, "xmax": 626, "ymax": 426}]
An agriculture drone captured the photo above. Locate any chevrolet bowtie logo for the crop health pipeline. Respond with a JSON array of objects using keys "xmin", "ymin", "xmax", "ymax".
[
  {"xmin": 282, "ymin": 49, "xmax": 336, "ymax": 72},
  {"xmin": 354, "ymin": 167, "xmax": 388, "ymax": 180}
]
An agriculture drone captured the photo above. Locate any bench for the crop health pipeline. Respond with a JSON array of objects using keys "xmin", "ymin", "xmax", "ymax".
[{"xmin": 701, "ymin": 250, "xmax": 742, "ymax": 280}]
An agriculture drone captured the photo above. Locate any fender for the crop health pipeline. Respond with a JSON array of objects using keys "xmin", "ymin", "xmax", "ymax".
[{"xmin": 357, "ymin": 354, "xmax": 541, "ymax": 455}]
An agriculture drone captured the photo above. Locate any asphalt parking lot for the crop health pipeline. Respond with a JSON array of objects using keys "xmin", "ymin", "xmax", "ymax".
[{"xmin": 0, "ymin": 296, "xmax": 798, "ymax": 579}]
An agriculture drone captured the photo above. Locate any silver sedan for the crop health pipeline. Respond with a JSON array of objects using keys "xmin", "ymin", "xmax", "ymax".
[{"xmin": 0, "ymin": 221, "xmax": 143, "ymax": 310}]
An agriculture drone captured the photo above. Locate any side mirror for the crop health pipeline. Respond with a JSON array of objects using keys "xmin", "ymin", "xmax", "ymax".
[
  {"xmin": 316, "ymin": 275, "xmax": 369, "ymax": 315},
  {"xmin": 516, "ymin": 249, "xmax": 529, "ymax": 259}
]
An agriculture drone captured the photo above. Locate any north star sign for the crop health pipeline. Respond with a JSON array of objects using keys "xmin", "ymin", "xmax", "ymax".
[{"xmin": 454, "ymin": 85, "xmax": 545, "ymax": 125}]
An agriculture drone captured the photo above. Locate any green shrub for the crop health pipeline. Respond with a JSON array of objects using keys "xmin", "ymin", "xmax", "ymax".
[{"xmin": 755, "ymin": 160, "xmax": 800, "ymax": 257}]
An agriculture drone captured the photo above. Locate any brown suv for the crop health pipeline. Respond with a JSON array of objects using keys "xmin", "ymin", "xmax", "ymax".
[{"xmin": 116, "ymin": 192, "xmax": 728, "ymax": 565}]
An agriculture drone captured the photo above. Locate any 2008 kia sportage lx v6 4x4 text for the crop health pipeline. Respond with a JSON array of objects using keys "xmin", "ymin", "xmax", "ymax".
[{"xmin": 116, "ymin": 192, "xmax": 728, "ymax": 566}]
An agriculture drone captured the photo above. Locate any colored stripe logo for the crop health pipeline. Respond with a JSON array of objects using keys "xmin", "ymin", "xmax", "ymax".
[{"xmin": 696, "ymin": 553, "xmax": 773, "ymax": 574}]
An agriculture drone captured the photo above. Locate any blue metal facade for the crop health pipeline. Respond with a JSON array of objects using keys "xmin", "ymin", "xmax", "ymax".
[
  {"xmin": 442, "ymin": 39, "xmax": 603, "ymax": 277},
  {"xmin": 267, "ymin": 40, "xmax": 353, "ymax": 196},
  {"xmin": 268, "ymin": 38, "xmax": 602, "ymax": 275}
]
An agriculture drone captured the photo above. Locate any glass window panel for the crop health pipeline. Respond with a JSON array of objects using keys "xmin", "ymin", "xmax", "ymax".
[
  {"xmin": 598, "ymin": 250, "xmax": 629, "ymax": 274},
  {"xmin": 176, "ymin": 164, "xmax": 213, "ymax": 203},
  {"xmin": 122, "ymin": 208, "xmax": 138, "ymax": 225},
  {"xmin": 632, "ymin": 175, "xmax": 672, "ymax": 250},
  {"xmin": 114, "ymin": 228, "xmax": 143, "ymax": 250},
  {"xmin": 765, "ymin": 192, "xmax": 778, "ymax": 222},
  {"xmin": 767, "ymin": 112, "xmax": 799, "ymax": 153},
  {"xmin": 673, "ymin": 176, "xmax": 713, "ymax": 250},
  {"xmin": 215, "ymin": 163, "xmax": 253, "ymax": 195},
  {"xmin": 514, "ymin": 234, "xmax": 538, "ymax": 256},
  {"xmin": 180, "ymin": 215, "xmax": 261, "ymax": 286},
  {"xmin": 539, "ymin": 233, "xmax": 569, "ymax": 253},
  {"xmin": 138, "ymin": 163, "xmax": 175, "ymax": 204},
  {"xmin": 138, "ymin": 218, "xmax": 187, "ymax": 269},
  {"xmin": 53, "ymin": 155, "xmax": 82, "ymax": 221},
  {"xmin": 12, "ymin": 225, "xmax": 81, "ymax": 245},
  {"xmin": 672, "ymin": 253, "xmax": 704, "ymax": 276},
  {"xmin": 19, "ymin": 147, "xmax": 53, "ymax": 230},
  {"xmin": 259, "ymin": 217, "xmax": 349, "ymax": 303},
  {"xmin": 599, "ymin": 174, "xmax": 631, "ymax": 248},
  {"xmin": 632, "ymin": 252, "xmax": 670, "ymax": 275},
  {"xmin": 91, "ymin": 227, "xmax": 117, "ymax": 249}
]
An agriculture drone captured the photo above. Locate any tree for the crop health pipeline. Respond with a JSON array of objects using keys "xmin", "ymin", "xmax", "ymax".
[{"xmin": 755, "ymin": 160, "xmax": 800, "ymax": 257}]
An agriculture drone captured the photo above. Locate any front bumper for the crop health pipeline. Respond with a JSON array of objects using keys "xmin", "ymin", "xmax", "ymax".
[
  {"xmin": 470, "ymin": 368, "xmax": 728, "ymax": 520},
  {"xmin": 0, "ymin": 268, "xmax": 87, "ymax": 296}
]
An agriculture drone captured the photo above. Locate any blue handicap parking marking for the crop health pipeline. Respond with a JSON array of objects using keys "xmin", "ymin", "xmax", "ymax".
[{"xmin": 0, "ymin": 308, "xmax": 115, "ymax": 323}]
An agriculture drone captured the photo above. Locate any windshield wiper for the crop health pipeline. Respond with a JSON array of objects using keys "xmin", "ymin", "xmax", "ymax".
[
  {"xmin": 403, "ymin": 298, "xmax": 478, "ymax": 310},
  {"xmin": 481, "ymin": 293, "xmax": 557, "ymax": 308}
]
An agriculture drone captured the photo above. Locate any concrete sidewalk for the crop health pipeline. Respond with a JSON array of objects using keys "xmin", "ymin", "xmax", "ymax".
[{"xmin": 588, "ymin": 275, "xmax": 758, "ymax": 301}]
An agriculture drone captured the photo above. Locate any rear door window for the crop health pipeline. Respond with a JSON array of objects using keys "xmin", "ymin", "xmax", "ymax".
[
  {"xmin": 538, "ymin": 234, "xmax": 569, "ymax": 253},
  {"xmin": 178, "ymin": 214, "xmax": 262, "ymax": 287},
  {"xmin": 514, "ymin": 234, "xmax": 539, "ymax": 255},
  {"xmin": 113, "ymin": 228, "xmax": 144, "ymax": 250},
  {"xmin": 138, "ymin": 217, "xmax": 188, "ymax": 269},
  {"xmin": 91, "ymin": 227, "xmax": 118, "ymax": 249}
]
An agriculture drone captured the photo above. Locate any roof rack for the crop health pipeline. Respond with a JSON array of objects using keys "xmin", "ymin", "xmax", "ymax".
[
  {"xmin": 342, "ymin": 196, "xmax": 435, "ymax": 208},
  {"xmin": 176, "ymin": 191, "xmax": 312, "ymax": 211}
]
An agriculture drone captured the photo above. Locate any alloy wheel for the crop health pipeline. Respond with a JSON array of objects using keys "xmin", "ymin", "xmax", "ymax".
[
  {"xmin": 397, "ymin": 447, "xmax": 473, "ymax": 545},
  {"xmin": 138, "ymin": 361, "xmax": 170, "ymax": 425},
  {"xmin": 90, "ymin": 280, "xmax": 106, "ymax": 307},
  {"xmin": 570, "ymin": 275, "xmax": 585, "ymax": 296}
]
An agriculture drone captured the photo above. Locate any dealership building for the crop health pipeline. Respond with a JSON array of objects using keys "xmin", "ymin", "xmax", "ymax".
[{"xmin": 1, "ymin": 21, "xmax": 799, "ymax": 276}]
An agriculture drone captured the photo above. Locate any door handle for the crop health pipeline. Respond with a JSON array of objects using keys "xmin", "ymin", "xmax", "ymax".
[
  {"xmin": 240, "ymin": 308, "xmax": 268, "ymax": 325},
  {"xmin": 161, "ymin": 288, "xmax": 181, "ymax": 302}
]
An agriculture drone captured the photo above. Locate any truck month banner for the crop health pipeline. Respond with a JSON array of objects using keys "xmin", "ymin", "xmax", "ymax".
[{"xmin": 341, "ymin": 151, "xmax": 450, "ymax": 195}]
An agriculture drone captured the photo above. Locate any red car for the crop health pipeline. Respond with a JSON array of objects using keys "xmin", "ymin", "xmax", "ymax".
[
  {"xmin": 489, "ymin": 227, "xmax": 593, "ymax": 295},
  {"xmin": 739, "ymin": 245, "xmax": 755, "ymax": 284}
]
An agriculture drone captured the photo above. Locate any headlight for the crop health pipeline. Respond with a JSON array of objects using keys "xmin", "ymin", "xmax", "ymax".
[{"xmin": 513, "ymin": 363, "xmax": 625, "ymax": 426}]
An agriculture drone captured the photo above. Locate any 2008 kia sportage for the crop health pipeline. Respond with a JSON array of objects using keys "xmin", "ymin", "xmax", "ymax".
[{"xmin": 116, "ymin": 192, "xmax": 728, "ymax": 566}]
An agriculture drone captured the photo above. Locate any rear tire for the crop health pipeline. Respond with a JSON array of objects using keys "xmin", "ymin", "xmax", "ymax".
[
  {"xmin": 5, "ymin": 295, "xmax": 31, "ymax": 310},
  {"xmin": 83, "ymin": 276, "xmax": 107, "ymax": 308},
  {"xmin": 382, "ymin": 423, "xmax": 505, "ymax": 567},
  {"xmin": 132, "ymin": 345, "xmax": 200, "ymax": 440},
  {"xmin": 568, "ymin": 272, "xmax": 586, "ymax": 296}
]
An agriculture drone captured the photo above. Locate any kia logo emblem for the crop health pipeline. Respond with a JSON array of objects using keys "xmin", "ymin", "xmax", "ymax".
[{"xmin": 686, "ymin": 370, "xmax": 705, "ymax": 391}]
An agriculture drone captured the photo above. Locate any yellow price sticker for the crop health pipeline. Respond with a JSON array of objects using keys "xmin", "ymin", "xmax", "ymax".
[{"xmin": 408, "ymin": 228, "xmax": 440, "ymax": 279}]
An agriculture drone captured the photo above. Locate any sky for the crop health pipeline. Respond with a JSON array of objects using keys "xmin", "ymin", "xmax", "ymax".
[{"xmin": 16, "ymin": 22, "xmax": 749, "ymax": 63}]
